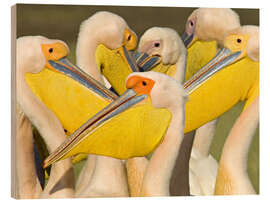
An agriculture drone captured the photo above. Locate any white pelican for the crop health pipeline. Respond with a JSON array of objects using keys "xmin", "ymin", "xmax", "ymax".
[
  {"xmin": 213, "ymin": 25, "xmax": 259, "ymax": 195},
  {"xmin": 182, "ymin": 8, "xmax": 241, "ymax": 166},
  {"xmin": 184, "ymin": 24, "xmax": 259, "ymax": 195},
  {"xmin": 16, "ymin": 36, "xmax": 76, "ymax": 198},
  {"xmin": 43, "ymin": 71, "xmax": 189, "ymax": 196},
  {"xmin": 74, "ymin": 11, "xmax": 137, "ymax": 197},
  {"xmin": 180, "ymin": 8, "xmax": 241, "ymax": 195},
  {"xmin": 126, "ymin": 72, "xmax": 188, "ymax": 196}
]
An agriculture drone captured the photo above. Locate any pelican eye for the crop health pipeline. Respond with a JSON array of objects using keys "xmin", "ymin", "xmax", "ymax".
[
  {"xmin": 49, "ymin": 48, "xmax": 53, "ymax": 53},
  {"xmin": 190, "ymin": 20, "xmax": 194, "ymax": 26},
  {"xmin": 237, "ymin": 38, "xmax": 242, "ymax": 43},
  {"xmin": 154, "ymin": 42, "xmax": 160, "ymax": 48},
  {"xmin": 142, "ymin": 81, "xmax": 147, "ymax": 86},
  {"xmin": 127, "ymin": 35, "xmax": 131, "ymax": 41}
]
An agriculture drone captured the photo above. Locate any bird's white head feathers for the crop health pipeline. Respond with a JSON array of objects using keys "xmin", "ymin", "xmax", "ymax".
[
  {"xmin": 187, "ymin": 8, "xmax": 241, "ymax": 45},
  {"xmin": 77, "ymin": 11, "xmax": 136, "ymax": 50},
  {"xmin": 139, "ymin": 27, "xmax": 186, "ymax": 65},
  {"xmin": 225, "ymin": 25, "xmax": 259, "ymax": 62},
  {"xmin": 127, "ymin": 71, "xmax": 188, "ymax": 112},
  {"xmin": 16, "ymin": 36, "xmax": 68, "ymax": 74}
]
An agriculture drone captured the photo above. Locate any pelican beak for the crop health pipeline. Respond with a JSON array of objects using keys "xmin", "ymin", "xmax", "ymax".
[
  {"xmin": 43, "ymin": 88, "xmax": 147, "ymax": 168},
  {"xmin": 116, "ymin": 28, "xmax": 139, "ymax": 72},
  {"xmin": 47, "ymin": 57, "xmax": 118, "ymax": 101},
  {"xmin": 118, "ymin": 45, "xmax": 140, "ymax": 72},
  {"xmin": 134, "ymin": 52, "xmax": 162, "ymax": 72},
  {"xmin": 184, "ymin": 48, "xmax": 242, "ymax": 94},
  {"xmin": 119, "ymin": 47, "xmax": 162, "ymax": 73},
  {"xmin": 182, "ymin": 31, "xmax": 195, "ymax": 48}
]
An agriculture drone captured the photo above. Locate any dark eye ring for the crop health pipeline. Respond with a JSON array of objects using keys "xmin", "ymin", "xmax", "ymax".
[
  {"xmin": 237, "ymin": 38, "xmax": 242, "ymax": 43},
  {"xmin": 154, "ymin": 42, "xmax": 160, "ymax": 48},
  {"xmin": 142, "ymin": 81, "xmax": 147, "ymax": 86},
  {"xmin": 49, "ymin": 48, "xmax": 53, "ymax": 53}
]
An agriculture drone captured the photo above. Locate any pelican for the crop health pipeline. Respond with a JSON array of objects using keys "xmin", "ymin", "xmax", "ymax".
[
  {"xmin": 76, "ymin": 11, "xmax": 137, "ymax": 84},
  {"xmin": 16, "ymin": 36, "xmax": 79, "ymax": 198},
  {"xmin": 185, "ymin": 25, "xmax": 259, "ymax": 195},
  {"xmin": 128, "ymin": 72, "xmax": 188, "ymax": 196},
  {"xmin": 182, "ymin": 7, "xmax": 241, "ymax": 159},
  {"xmin": 43, "ymin": 71, "xmax": 188, "ymax": 196},
  {"xmin": 181, "ymin": 8, "xmax": 241, "ymax": 195},
  {"xmin": 74, "ymin": 11, "xmax": 138, "ymax": 197},
  {"xmin": 213, "ymin": 26, "xmax": 259, "ymax": 195}
]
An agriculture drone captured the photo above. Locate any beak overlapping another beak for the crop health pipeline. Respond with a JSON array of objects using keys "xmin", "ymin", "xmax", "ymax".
[
  {"xmin": 48, "ymin": 57, "xmax": 118, "ymax": 101},
  {"xmin": 43, "ymin": 88, "xmax": 147, "ymax": 168},
  {"xmin": 118, "ymin": 45, "xmax": 140, "ymax": 72},
  {"xmin": 184, "ymin": 48, "xmax": 242, "ymax": 94},
  {"xmin": 119, "ymin": 45, "xmax": 162, "ymax": 73}
]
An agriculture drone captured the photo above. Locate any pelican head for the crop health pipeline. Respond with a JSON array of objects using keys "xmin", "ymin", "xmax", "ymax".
[
  {"xmin": 18, "ymin": 36, "xmax": 118, "ymax": 104},
  {"xmin": 76, "ymin": 11, "xmax": 138, "ymax": 93},
  {"xmin": 126, "ymin": 72, "xmax": 188, "ymax": 111},
  {"xmin": 201, "ymin": 25, "xmax": 259, "ymax": 70},
  {"xmin": 17, "ymin": 36, "xmax": 69, "ymax": 74},
  {"xmin": 78, "ymin": 11, "xmax": 137, "ymax": 52},
  {"xmin": 139, "ymin": 27, "xmax": 184, "ymax": 65},
  {"xmin": 223, "ymin": 25, "xmax": 259, "ymax": 62},
  {"xmin": 184, "ymin": 26, "xmax": 259, "ymax": 94},
  {"xmin": 182, "ymin": 8, "xmax": 240, "ymax": 48},
  {"xmin": 137, "ymin": 27, "xmax": 186, "ymax": 82}
]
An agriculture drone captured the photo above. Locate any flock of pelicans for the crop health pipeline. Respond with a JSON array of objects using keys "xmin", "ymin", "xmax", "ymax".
[{"xmin": 15, "ymin": 8, "xmax": 259, "ymax": 198}]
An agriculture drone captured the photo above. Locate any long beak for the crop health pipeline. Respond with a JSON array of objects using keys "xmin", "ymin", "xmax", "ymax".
[
  {"xmin": 43, "ymin": 89, "xmax": 147, "ymax": 168},
  {"xmin": 119, "ymin": 45, "xmax": 162, "ymax": 73},
  {"xmin": 48, "ymin": 58, "xmax": 118, "ymax": 101},
  {"xmin": 134, "ymin": 52, "xmax": 162, "ymax": 72},
  {"xmin": 118, "ymin": 45, "xmax": 140, "ymax": 72},
  {"xmin": 183, "ymin": 48, "xmax": 242, "ymax": 94},
  {"xmin": 181, "ymin": 31, "xmax": 194, "ymax": 48}
]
